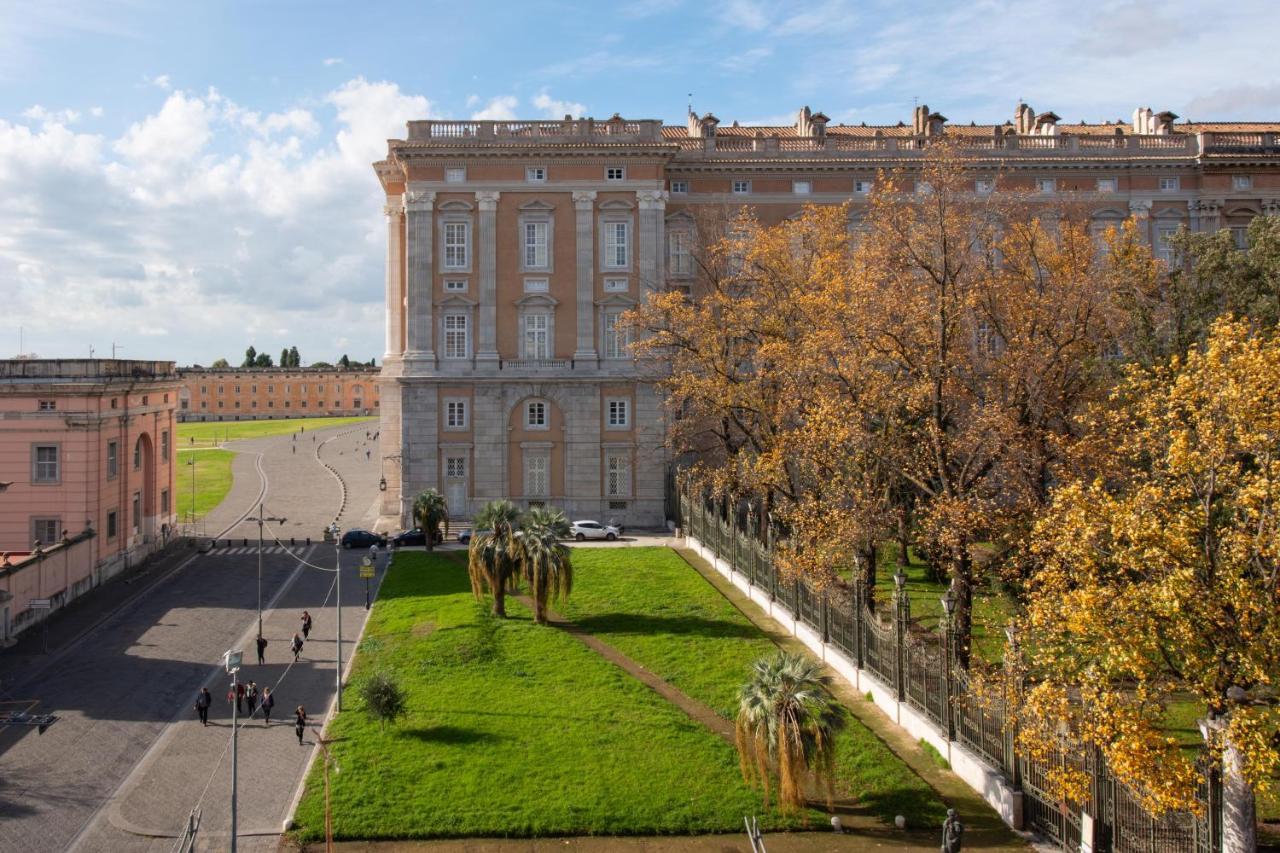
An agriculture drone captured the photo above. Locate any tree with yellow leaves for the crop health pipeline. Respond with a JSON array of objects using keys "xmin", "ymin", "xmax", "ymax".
[{"xmin": 1019, "ymin": 317, "xmax": 1280, "ymax": 849}]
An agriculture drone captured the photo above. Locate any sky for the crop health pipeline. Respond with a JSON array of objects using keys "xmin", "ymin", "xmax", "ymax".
[{"xmin": 1, "ymin": 0, "xmax": 1278, "ymax": 366}]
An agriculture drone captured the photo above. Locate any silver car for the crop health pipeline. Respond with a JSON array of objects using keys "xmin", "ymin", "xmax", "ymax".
[{"xmin": 569, "ymin": 520, "xmax": 621, "ymax": 541}]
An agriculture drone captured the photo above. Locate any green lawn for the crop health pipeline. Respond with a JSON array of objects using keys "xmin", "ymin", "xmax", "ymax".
[
  {"xmin": 177, "ymin": 416, "xmax": 374, "ymax": 447},
  {"xmin": 292, "ymin": 552, "xmax": 801, "ymax": 842},
  {"xmin": 174, "ymin": 448, "xmax": 234, "ymax": 522},
  {"xmin": 560, "ymin": 547, "xmax": 946, "ymax": 826}
]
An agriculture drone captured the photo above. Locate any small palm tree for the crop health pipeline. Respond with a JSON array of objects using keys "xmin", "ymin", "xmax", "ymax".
[
  {"xmin": 468, "ymin": 500, "xmax": 523, "ymax": 617},
  {"xmin": 735, "ymin": 651, "xmax": 845, "ymax": 816},
  {"xmin": 412, "ymin": 489, "xmax": 449, "ymax": 552},
  {"xmin": 517, "ymin": 506, "xmax": 573, "ymax": 624}
]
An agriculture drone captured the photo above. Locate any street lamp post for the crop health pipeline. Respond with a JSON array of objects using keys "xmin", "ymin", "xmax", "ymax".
[
  {"xmin": 328, "ymin": 522, "xmax": 343, "ymax": 711},
  {"xmin": 247, "ymin": 504, "xmax": 286, "ymax": 641},
  {"xmin": 187, "ymin": 456, "xmax": 196, "ymax": 525},
  {"xmin": 223, "ymin": 648, "xmax": 243, "ymax": 853}
]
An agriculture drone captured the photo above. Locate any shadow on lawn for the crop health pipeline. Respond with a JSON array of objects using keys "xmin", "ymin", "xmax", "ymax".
[
  {"xmin": 570, "ymin": 612, "xmax": 761, "ymax": 640},
  {"xmin": 402, "ymin": 724, "xmax": 505, "ymax": 745}
]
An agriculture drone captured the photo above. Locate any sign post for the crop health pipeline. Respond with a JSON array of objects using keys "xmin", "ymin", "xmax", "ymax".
[{"xmin": 359, "ymin": 556, "xmax": 375, "ymax": 610}]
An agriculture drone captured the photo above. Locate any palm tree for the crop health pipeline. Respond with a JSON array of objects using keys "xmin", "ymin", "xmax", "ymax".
[
  {"xmin": 735, "ymin": 651, "xmax": 845, "ymax": 816},
  {"xmin": 467, "ymin": 500, "xmax": 522, "ymax": 617},
  {"xmin": 412, "ymin": 489, "xmax": 449, "ymax": 552},
  {"xmin": 516, "ymin": 506, "xmax": 573, "ymax": 624}
]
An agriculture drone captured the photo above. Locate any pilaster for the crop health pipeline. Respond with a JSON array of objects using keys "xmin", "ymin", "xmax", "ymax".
[
  {"xmin": 476, "ymin": 191, "xmax": 501, "ymax": 364},
  {"xmin": 573, "ymin": 190, "xmax": 598, "ymax": 362},
  {"xmin": 404, "ymin": 191, "xmax": 436, "ymax": 367},
  {"xmin": 1191, "ymin": 199, "xmax": 1223, "ymax": 233},
  {"xmin": 637, "ymin": 190, "xmax": 667, "ymax": 293},
  {"xmin": 1129, "ymin": 198, "xmax": 1153, "ymax": 244},
  {"xmin": 401, "ymin": 381, "xmax": 439, "ymax": 523},
  {"xmin": 384, "ymin": 200, "xmax": 406, "ymax": 358}
]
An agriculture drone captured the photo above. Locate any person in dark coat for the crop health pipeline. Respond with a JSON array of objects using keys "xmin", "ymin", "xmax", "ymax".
[
  {"xmin": 294, "ymin": 706, "xmax": 307, "ymax": 745},
  {"xmin": 234, "ymin": 681, "xmax": 246, "ymax": 714},
  {"xmin": 301, "ymin": 611, "xmax": 313, "ymax": 640},
  {"xmin": 261, "ymin": 687, "xmax": 275, "ymax": 726},
  {"xmin": 246, "ymin": 681, "xmax": 259, "ymax": 717},
  {"xmin": 291, "ymin": 633, "xmax": 304, "ymax": 661},
  {"xmin": 256, "ymin": 634, "xmax": 268, "ymax": 665},
  {"xmin": 194, "ymin": 687, "xmax": 212, "ymax": 726}
]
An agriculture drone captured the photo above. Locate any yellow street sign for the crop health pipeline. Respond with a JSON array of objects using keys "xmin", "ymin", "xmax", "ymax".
[{"xmin": 359, "ymin": 565, "xmax": 375, "ymax": 578}]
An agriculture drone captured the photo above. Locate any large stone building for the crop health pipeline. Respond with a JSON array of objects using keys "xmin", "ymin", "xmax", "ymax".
[
  {"xmin": 0, "ymin": 359, "xmax": 180, "ymax": 642},
  {"xmin": 177, "ymin": 366, "xmax": 380, "ymax": 421},
  {"xmin": 373, "ymin": 104, "xmax": 1280, "ymax": 528}
]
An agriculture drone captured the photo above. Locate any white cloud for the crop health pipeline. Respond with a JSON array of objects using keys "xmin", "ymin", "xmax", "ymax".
[
  {"xmin": 22, "ymin": 105, "xmax": 82, "ymax": 126},
  {"xmin": 470, "ymin": 95, "xmax": 519, "ymax": 120},
  {"xmin": 144, "ymin": 73, "xmax": 172, "ymax": 90},
  {"xmin": 89, "ymin": 106, "xmax": 104, "ymax": 118},
  {"xmin": 718, "ymin": 0, "xmax": 769, "ymax": 30},
  {"xmin": 532, "ymin": 91, "xmax": 587, "ymax": 119},
  {"xmin": 323, "ymin": 57, "xmax": 344, "ymax": 66},
  {"xmin": 718, "ymin": 45, "xmax": 772, "ymax": 73}
]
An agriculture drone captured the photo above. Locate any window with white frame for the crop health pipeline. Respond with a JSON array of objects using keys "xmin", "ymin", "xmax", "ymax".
[
  {"xmin": 522, "ymin": 313, "xmax": 551, "ymax": 359},
  {"xmin": 445, "ymin": 399, "xmax": 468, "ymax": 429},
  {"xmin": 604, "ymin": 221, "xmax": 630, "ymax": 268},
  {"xmin": 526, "ymin": 400, "xmax": 547, "ymax": 428},
  {"xmin": 446, "ymin": 456, "xmax": 466, "ymax": 478},
  {"xmin": 443, "ymin": 222, "xmax": 469, "ymax": 269},
  {"xmin": 524, "ymin": 454, "xmax": 549, "ymax": 497},
  {"xmin": 1231, "ymin": 226, "xmax": 1250, "ymax": 250},
  {"xmin": 854, "ymin": 179, "xmax": 873, "ymax": 194},
  {"xmin": 793, "ymin": 180, "xmax": 812, "ymax": 195},
  {"xmin": 732, "ymin": 180, "xmax": 751, "ymax": 194},
  {"xmin": 445, "ymin": 167, "xmax": 466, "ymax": 183},
  {"xmin": 443, "ymin": 313, "xmax": 470, "ymax": 359},
  {"xmin": 523, "ymin": 221, "xmax": 549, "ymax": 269},
  {"xmin": 161, "ymin": 430, "xmax": 169, "ymax": 462},
  {"xmin": 604, "ymin": 312, "xmax": 630, "ymax": 359},
  {"xmin": 523, "ymin": 277, "xmax": 549, "ymax": 293},
  {"xmin": 975, "ymin": 179, "xmax": 994, "ymax": 194},
  {"xmin": 445, "ymin": 279, "xmax": 467, "ymax": 293},
  {"xmin": 1159, "ymin": 176, "xmax": 1180, "ymax": 192},
  {"xmin": 1036, "ymin": 178, "xmax": 1056, "ymax": 193},
  {"xmin": 32, "ymin": 518, "xmax": 60, "ymax": 546},
  {"xmin": 526, "ymin": 166, "xmax": 547, "ymax": 183},
  {"xmin": 670, "ymin": 180, "xmax": 688, "ymax": 194},
  {"xmin": 606, "ymin": 453, "xmax": 630, "ymax": 497},
  {"xmin": 33, "ymin": 444, "xmax": 59, "ymax": 483},
  {"xmin": 1096, "ymin": 178, "xmax": 1117, "ymax": 193},
  {"xmin": 1155, "ymin": 224, "xmax": 1181, "ymax": 262},
  {"xmin": 668, "ymin": 230, "xmax": 691, "ymax": 275},
  {"xmin": 107, "ymin": 441, "xmax": 118, "ymax": 479},
  {"xmin": 606, "ymin": 166, "xmax": 625, "ymax": 182},
  {"xmin": 38, "ymin": 399, "xmax": 55, "ymax": 411},
  {"xmin": 1233, "ymin": 175, "xmax": 1253, "ymax": 190},
  {"xmin": 604, "ymin": 277, "xmax": 628, "ymax": 292},
  {"xmin": 606, "ymin": 398, "xmax": 630, "ymax": 428}
]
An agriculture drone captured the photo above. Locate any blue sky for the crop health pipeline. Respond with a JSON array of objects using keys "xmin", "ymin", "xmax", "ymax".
[{"xmin": 1, "ymin": 0, "xmax": 1277, "ymax": 364}]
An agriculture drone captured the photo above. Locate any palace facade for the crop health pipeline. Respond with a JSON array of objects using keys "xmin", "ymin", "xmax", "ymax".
[
  {"xmin": 374, "ymin": 104, "xmax": 1280, "ymax": 528},
  {"xmin": 177, "ymin": 366, "xmax": 380, "ymax": 422}
]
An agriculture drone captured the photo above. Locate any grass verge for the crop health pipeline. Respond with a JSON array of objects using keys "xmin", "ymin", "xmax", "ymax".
[
  {"xmin": 559, "ymin": 547, "xmax": 946, "ymax": 827},
  {"xmin": 174, "ymin": 448, "xmax": 234, "ymax": 522},
  {"xmin": 177, "ymin": 415, "xmax": 373, "ymax": 447},
  {"xmin": 292, "ymin": 552, "xmax": 798, "ymax": 842}
]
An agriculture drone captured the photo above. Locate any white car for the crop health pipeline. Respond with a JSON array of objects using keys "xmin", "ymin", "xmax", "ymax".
[{"xmin": 569, "ymin": 520, "xmax": 621, "ymax": 542}]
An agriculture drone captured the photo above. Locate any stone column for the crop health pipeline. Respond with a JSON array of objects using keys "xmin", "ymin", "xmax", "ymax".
[
  {"xmin": 637, "ymin": 190, "xmax": 668, "ymax": 293},
  {"xmin": 573, "ymin": 191, "xmax": 598, "ymax": 362},
  {"xmin": 1129, "ymin": 199, "xmax": 1153, "ymax": 244},
  {"xmin": 476, "ymin": 191, "xmax": 501, "ymax": 364},
  {"xmin": 384, "ymin": 200, "xmax": 405, "ymax": 359},
  {"xmin": 404, "ymin": 190, "xmax": 436, "ymax": 367}
]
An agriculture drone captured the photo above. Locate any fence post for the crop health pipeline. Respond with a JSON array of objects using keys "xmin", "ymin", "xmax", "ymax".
[
  {"xmin": 892, "ymin": 570, "xmax": 909, "ymax": 702},
  {"xmin": 820, "ymin": 590, "xmax": 830, "ymax": 644},
  {"xmin": 940, "ymin": 600, "xmax": 955, "ymax": 741},
  {"xmin": 853, "ymin": 573, "xmax": 866, "ymax": 669}
]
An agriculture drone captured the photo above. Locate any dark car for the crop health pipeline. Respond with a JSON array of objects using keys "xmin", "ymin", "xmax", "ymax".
[
  {"xmin": 457, "ymin": 528, "xmax": 492, "ymax": 545},
  {"xmin": 391, "ymin": 527, "xmax": 444, "ymax": 547},
  {"xmin": 340, "ymin": 528, "xmax": 386, "ymax": 549}
]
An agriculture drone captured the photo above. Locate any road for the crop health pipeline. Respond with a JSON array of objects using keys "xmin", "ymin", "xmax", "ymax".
[{"xmin": 0, "ymin": 421, "xmax": 386, "ymax": 853}]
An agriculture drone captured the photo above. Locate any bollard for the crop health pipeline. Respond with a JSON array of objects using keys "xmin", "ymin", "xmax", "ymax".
[{"xmin": 306, "ymin": 537, "xmax": 311, "ymax": 546}]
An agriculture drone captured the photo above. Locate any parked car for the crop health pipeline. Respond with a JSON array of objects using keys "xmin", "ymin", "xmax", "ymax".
[
  {"xmin": 457, "ymin": 528, "xmax": 491, "ymax": 545},
  {"xmin": 569, "ymin": 520, "xmax": 621, "ymax": 542},
  {"xmin": 391, "ymin": 527, "xmax": 444, "ymax": 547},
  {"xmin": 340, "ymin": 528, "xmax": 386, "ymax": 549}
]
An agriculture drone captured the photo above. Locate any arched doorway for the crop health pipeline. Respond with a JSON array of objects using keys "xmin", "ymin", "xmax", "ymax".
[{"xmin": 133, "ymin": 433, "xmax": 155, "ymax": 541}]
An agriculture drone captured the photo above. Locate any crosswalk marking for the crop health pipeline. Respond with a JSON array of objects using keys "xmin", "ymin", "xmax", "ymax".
[{"xmin": 204, "ymin": 545, "xmax": 304, "ymax": 557}]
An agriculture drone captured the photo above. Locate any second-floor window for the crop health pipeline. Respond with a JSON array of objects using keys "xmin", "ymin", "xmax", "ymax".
[
  {"xmin": 604, "ymin": 312, "xmax": 630, "ymax": 359},
  {"xmin": 604, "ymin": 221, "xmax": 629, "ymax": 268},
  {"xmin": 668, "ymin": 230, "xmax": 691, "ymax": 275},
  {"xmin": 443, "ymin": 314, "xmax": 470, "ymax": 359},
  {"xmin": 444, "ymin": 222, "xmax": 469, "ymax": 269},
  {"xmin": 526, "ymin": 401, "xmax": 547, "ymax": 428},
  {"xmin": 522, "ymin": 313, "xmax": 551, "ymax": 359},
  {"xmin": 607, "ymin": 398, "xmax": 630, "ymax": 427},
  {"xmin": 33, "ymin": 444, "xmax": 59, "ymax": 483},
  {"xmin": 446, "ymin": 400, "xmax": 468, "ymax": 428},
  {"xmin": 524, "ymin": 221, "xmax": 549, "ymax": 268}
]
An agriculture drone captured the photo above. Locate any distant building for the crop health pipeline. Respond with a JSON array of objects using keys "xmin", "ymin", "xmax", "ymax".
[
  {"xmin": 176, "ymin": 367, "xmax": 380, "ymax": 422},
  {"xmin": 0, "ymin": 359, "xmax": 180, "ymax": 643}
]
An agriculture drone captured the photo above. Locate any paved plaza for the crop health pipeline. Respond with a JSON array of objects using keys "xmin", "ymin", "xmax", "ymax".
[{"xmin": 0, "ymin": 422, "xmax": 386, "ymax": 853}]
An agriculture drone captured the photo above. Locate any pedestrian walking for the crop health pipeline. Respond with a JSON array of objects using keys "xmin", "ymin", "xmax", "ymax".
[
  {"xmin": 261, "ymin": 687, "xmax": 275, "ymax": 726},
  {"xmin": 301, "ymin": 610, "xmax": 313, "ymax": 640},
  {"xmin": 292, "ymin": 445, "xmax": 296, "ymax": 454},
  {"xmin": 293, "ymin": 433, "xmax": 296, "ymax": 442},
  {"xmin": 256, "ymin": 634, "xmax": 268, "ymax": 664},
  {"xmin": 234, "ymin": 680, "xmax": 246, "ymax": 714},
  {"xmin": 247, "ymin": 681, "xmax": 259, "ymax": 717},
  {"xmin": 194, "ymin": 687, "xmax": 212, "ymax": 726},
  {"xmin": 294, "ymin": 706, "xmax": 307, "ymax": 745},
  {"xmin": 366, "ymin": 449, "xmax": 371, "ymax": 460},
  {"xmin": 291, "ymin": 632, "xmax": 304, "ymax": 661}
]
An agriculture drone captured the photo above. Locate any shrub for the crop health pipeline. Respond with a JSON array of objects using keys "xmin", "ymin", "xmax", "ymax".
[{"xmin": 360, "ymin": 671, "xmax": 407, "ymax": 730}]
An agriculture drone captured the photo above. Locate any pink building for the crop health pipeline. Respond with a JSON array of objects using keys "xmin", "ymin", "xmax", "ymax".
[{"xmin": 0, "ymin": 359, "xmax": 180, "ymax": 643}]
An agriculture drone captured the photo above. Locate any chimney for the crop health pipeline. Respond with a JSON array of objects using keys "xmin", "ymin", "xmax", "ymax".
[
  {"xmin": 912, "ymin": 104, "xmax": 929, "ymax": 136},
  {"xmin": 1015, "ymin": 103, "xmax": 1035, "ymax": 135},
  {"xmin": 700, "ymin": 112, "xmax": 720, "ymax": 138},
  {"xmin": 926, "ymin": 111, "xmax": 947, "ymax": 137},
  {"xmin": 811, "ymin": 111, "xmax": 829, "ymax": 141},
  {"xmin": 687, "ymin": 109, "xmax": 701, "ymax": 138},
  {"xmin": 1035, "ymin": 111, "xmax": 1061, "ymax": 136},
  {"xmin": 1133, "ymin": 107, "xmax": 1154, "ymax": 135},
  {"xmin": 796, "ymin": 105, "xmax": 812, "ymax": 137},
  {"xmin": 688, "ymin": 110, "xmax": 719, "ymax": 138},
  {"xmin": 1153, "ymin": 110, "xmax": 1178, "ymax": 135}
]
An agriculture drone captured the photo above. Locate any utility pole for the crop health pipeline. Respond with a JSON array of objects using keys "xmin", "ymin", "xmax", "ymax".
[
  {"xmin": 328, "ymin": 523, "xmax": 343, "ymax": 711},
  {"xmin": 223, "ymin": 649, "xmax": 244, "ymax": 853},
  {"xmin": 247, "ymin": 504, "xmax": 286, "ymax": 640}
]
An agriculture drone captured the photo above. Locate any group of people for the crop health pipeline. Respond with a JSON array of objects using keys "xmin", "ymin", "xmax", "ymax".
[{"xmin": 192, "ymin": 610, "xmax": 315, "ymax": 745}]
